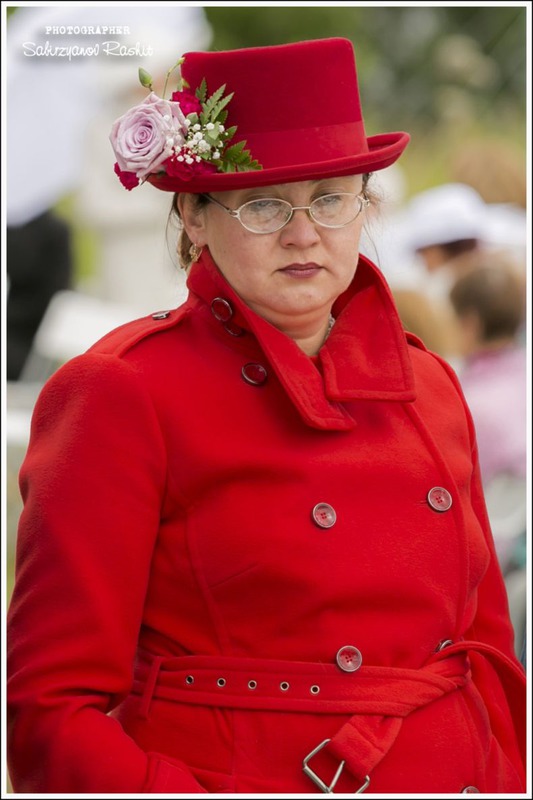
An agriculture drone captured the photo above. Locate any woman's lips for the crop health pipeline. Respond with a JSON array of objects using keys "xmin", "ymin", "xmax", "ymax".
[{"xmin": 279, "ymin": 263, "xmax": 323, "ymax": 278}]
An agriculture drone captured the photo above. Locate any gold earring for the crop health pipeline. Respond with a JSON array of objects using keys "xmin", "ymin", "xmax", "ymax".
[{"xmin": 189, "ymin": 243, "xmax": 203, "ymax": 263}]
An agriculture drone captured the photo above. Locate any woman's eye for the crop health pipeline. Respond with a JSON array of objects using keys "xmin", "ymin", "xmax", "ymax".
[
  {"xmin": 250, "ymin": 199, "xmax": 281, "ymax": 211},
  {"xmin": 315, "ymin": 194, "xmax": 343, "ymax": 209},
  {"xmin": 247, "ymin": 199, "xmax": 286, "ymax": 219}
]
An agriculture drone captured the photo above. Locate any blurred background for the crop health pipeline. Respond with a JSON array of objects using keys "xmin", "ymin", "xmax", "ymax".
[{"xmin": 4, "ymin": 5, "xmax": 529, "ymax": 659}]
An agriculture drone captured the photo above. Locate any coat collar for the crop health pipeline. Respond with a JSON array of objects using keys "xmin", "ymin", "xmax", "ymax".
[{"xmin": 187, "ymin": 249, "xmax": 415, "ymax": 431}]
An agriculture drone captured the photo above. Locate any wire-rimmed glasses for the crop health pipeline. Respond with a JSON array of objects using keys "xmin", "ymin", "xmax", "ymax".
[{"xmin": 202, "ymin": 192, "xmax": 370, "ymax": 234}]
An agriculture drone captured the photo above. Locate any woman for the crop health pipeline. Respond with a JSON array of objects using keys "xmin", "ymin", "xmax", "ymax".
[{"xmin": 7, "ymin": 37, "xmax": 525, "ymax": 794}]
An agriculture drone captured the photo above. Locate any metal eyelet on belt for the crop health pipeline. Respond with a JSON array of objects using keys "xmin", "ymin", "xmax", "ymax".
[
  {"xmin": 185, "ymin": 675, "xmax": 194, "ymax": 685},
  {"xmin": 280, "ymin": 681, "xmax": 290, "ymax": 691},
  {"xmin": 248, "ymin": 680, "xmax": 257, "ymax": 690},
  {"xmin": 217, "ymin": 678, "xmax": 226, "ymax": 687},
  {"xmin": 310, "ymin": 685, "xmax": 320, "ymax": 694}
]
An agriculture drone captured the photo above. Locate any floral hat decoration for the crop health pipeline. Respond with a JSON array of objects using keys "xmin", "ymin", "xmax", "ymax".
[
  {"xmin": 110, "ymin": 58, "xmax": 262, "ymax": 191},
  {"xmin": 110, "ymin": 38, "xmax": 410, "ymax": 195}
]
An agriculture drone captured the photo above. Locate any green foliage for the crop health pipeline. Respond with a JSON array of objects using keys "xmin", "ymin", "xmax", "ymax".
[{"xmin": 220, "ymin": 139, "xmax": 262, "ymax": 173}]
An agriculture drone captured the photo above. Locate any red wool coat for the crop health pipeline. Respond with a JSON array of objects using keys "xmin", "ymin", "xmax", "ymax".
[{"xmin": 7, "ymin": 250, "xmax": 526, "ymax": 794}]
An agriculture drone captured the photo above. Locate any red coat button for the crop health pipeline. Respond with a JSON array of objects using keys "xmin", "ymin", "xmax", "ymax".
[
  {"xmin": 211, "ymin": 297, "xmax": 233, "ymax": 322},
  {"xmin": 336, "ymin": 645, "xmax": 362, "ymax": 672},
  {"xmin": 224, "ymin": 321, "xmax": 244, "ymax": 337},
  {"xmin": 312, "ymin": 503, "xmax": 336, "ymax": 528},
  {"xmin": 242, "ymin": 363, "xmax": 268, "ymax": 386},
  {"xmin": 427, "ymin": 487, "xmax": 453, "ymax": 512}
]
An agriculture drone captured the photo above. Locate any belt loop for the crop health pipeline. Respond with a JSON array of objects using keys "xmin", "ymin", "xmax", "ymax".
[{"xmin": 139, "ymin": 655, "xmax": 164, "ymax": 719}]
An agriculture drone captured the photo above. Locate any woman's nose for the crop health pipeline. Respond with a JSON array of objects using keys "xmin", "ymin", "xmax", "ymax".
[{"xmin": 279, "ymin": 207, "xmax": 322, "ymax": 246}]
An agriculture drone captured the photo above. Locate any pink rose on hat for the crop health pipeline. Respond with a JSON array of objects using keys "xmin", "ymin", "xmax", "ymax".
[
  {"xmin": 110, "ymin": 61, "xmax": 262, "ymax": 191},
  {"xmin": 110, "ymin": 92, "xmax": 188, "ymax": 181}
]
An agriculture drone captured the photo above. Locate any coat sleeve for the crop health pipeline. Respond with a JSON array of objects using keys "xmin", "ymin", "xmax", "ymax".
[
  {"xmin": 433, "ymin": 353, "xmax": 526, "ymax": 775},
  {"xmin": 7, "ymin": 353, "xmax": 206, "ymax": 793}
]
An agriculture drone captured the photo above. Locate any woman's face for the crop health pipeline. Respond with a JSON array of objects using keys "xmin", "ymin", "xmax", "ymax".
[{"xmin": 179, "ymin": 175, "xmax": 366, "ymax": 331}]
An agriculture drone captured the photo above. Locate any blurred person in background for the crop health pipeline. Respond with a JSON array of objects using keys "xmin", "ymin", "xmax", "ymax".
[
  {"xmin": 449, "ymin": 262, "xmax": 527, "ymax": 568},
  {"xmin": 400, "ymin": 182, "xmax": 511, "ymax": 363},
  {"xmin": 402, "ymin": 182, "xmax": 488, "ymax": 300},
  {"xmin": 7, "ymin": 37, "xmax": 525, "ymax": 794},
  {"xmin": 449, "ymin": 261, "xmax": 527, "ymax": 663}
]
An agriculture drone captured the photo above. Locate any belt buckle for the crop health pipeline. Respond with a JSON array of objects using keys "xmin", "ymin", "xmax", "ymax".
[{"xmin": 303, "ymin": 738, "xmax": 370, "ymax": 793}]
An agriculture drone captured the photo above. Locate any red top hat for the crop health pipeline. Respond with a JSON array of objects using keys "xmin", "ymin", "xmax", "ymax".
[{"xmin": 115, "ymin": 38, "xmax": 410, "ymax": 194}]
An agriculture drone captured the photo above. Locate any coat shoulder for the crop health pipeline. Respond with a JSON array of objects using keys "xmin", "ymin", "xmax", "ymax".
[
  {"xmin": 87, "ymin": 306, "xmax": 190, "ymax": 358},
  {"xmin": 405, "ymin": 331, "xmax": 428, "ymax": 352},
  {"xmin": 406, "ymin": 330, "xmax": 463, "ymax": 393}
]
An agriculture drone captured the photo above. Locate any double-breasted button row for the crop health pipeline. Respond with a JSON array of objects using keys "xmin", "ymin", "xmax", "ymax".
[
  {"xmin": 310, "ymin": 491, "xmax": 453, "ymax": 531},
  {"xmin": 427, "ymin": 486, "xmax": 453, "ymax": 512}
]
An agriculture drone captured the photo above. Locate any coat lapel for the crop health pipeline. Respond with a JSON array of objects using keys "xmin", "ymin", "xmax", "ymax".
[{"xmin": 187, "ymin": 250, "xmax": 416, "ymax": 431}]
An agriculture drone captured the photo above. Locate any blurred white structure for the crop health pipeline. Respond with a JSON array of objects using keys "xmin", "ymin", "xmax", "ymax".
[
  {"xmin": 6, "ymin": 6, "xmax": 212, "ymax": 316},
  {"xmin": 19, "ymin": 290, "xmax": 140, "ymax": 382},
  {"xmin": 7, "ymin": 5, "xmax": 212, "ymax": 226}
]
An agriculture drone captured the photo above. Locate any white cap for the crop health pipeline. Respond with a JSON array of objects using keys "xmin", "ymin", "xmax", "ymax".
[{"xmin": 402, "ymin": 183, "xmax": 488, "ymax": 252}]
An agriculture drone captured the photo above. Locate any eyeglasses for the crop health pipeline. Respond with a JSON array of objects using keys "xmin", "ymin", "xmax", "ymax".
[{"xmin": 201, "ymin": 192, "xmax": 370, "ymax": 234}]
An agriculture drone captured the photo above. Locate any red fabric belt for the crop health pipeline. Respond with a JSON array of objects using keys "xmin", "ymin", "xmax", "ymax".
[
  {"xmin": 132, "ymin": 641, "xmax": 525, "ymax": 791},
  {"xmin": 133, "ymin": 650, "xmax": 470, "ymax": 715}
]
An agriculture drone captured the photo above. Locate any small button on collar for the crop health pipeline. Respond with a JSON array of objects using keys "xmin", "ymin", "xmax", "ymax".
[
  {"xmin": 336, "ymin": 645, "xmax": 362, "ymax": 673},
  {"xmin": 211, "ymin": 297, "xmax": 233, "ymax": 322},
  {"xmin": 224, "ymin": 320, "xmax": 244, "ymax": 337},
  {"xmin": 152, "ymin": 310, "xmax": 170, "ymax": 320},
  {"xmin": 242, "ymin": 363, "xmax": 268, "ymax": 386},
  {"xmin": 312, "ymin": 503, "xmax": 336, "ymax": 529},
  {"xmin": 427, "ymin": 486, "xmax": 453, "ymax": 512}
]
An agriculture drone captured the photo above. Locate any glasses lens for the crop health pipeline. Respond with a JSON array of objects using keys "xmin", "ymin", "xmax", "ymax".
[
  {"xmin": 310, "ymin": 194, "xmax": 362, "ymax": 227},
  {"xmin": 240, "ymin": 199, "xmax": 292, "ymax": 233}
]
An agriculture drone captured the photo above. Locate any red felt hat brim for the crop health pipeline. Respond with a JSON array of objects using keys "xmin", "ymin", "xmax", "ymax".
[{"xmin": 146, "ymin": 131, "xmax": 410, "ymax": 194}]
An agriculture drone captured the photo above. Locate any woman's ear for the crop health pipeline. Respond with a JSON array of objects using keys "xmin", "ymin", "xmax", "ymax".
[{"xmin": 178, "ymin": 194, "xmax": 208, "ymax": 247}]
